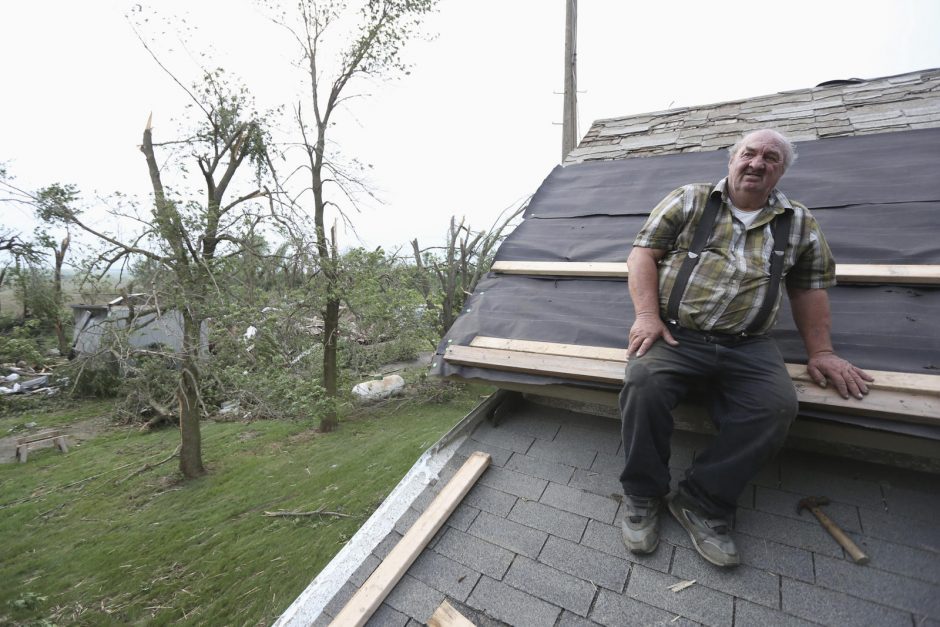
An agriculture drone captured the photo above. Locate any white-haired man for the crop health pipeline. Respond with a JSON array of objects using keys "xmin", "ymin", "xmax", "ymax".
[{"xmin": 619, "ymin": 129, "xmax": 872, "ymax": 567}]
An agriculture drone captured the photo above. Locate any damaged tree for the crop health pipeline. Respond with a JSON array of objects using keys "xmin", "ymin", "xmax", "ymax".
[
  {"xmin": 52, "ymin": 71, "xmax": 269, "ymax": 478},
  {"xmin": 276, "ymin": 0, "xmax": 437, "ymax": 431}
]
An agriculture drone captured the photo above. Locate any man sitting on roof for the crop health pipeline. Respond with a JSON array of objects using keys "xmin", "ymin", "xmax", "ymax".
[{"xmin": 619, "ymin": 128, "xmax": 872, "ymax": 567}]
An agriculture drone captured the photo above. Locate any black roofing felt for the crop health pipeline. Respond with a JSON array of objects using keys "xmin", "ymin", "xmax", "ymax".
[{"xmin": 433, "ymin": 128, "xmax": 940, "ymax": 437}]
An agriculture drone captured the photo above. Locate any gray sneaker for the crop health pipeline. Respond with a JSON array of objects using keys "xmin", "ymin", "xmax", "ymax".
[
  {"xmin": 668, "ymin": 491, "xmax": 740, "ymax": 567},
  {"xmin": 621, "ymin": 495, "xmax": 662, "ymax": 554}
]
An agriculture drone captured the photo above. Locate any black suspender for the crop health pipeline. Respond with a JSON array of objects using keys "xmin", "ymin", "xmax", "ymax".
[{"xmin": 665, "ymin": 188, "xmax": 793, "ymax": 335}]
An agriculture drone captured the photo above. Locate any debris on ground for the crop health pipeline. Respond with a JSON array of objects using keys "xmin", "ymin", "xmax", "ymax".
[{"xmin": 352, "ymin": 374, "xmax": 405, "ymax": 402}]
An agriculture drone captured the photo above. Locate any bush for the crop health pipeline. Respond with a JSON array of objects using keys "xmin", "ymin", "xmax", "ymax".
[{"xmin": 0, "ymin": 336, "xmax": 44, "ymax": 367}]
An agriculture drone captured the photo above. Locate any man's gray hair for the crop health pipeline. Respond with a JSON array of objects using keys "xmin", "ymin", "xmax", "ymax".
[{"xmin": 728, "ymin": 129, "xmax": 798, "ymax": 171}]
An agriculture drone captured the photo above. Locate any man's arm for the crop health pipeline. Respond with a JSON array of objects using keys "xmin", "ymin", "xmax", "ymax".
[
  {"xmin": 627, "ymin": 246, "xmax": 678, "ymax": 357},
  {"xmin": 787, "ymin": 286, "xmax": 873, "ymax": 399}
]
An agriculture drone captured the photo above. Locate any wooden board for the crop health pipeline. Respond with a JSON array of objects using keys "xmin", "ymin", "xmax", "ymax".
[
  {"xmin": 427, "ymin": 600, "xmax": 476, "ymax": 627},
  {"xmin": 329, "ymin": 451, "xmax": 491, "ymax": 627},
  {"xmin": 446, "ymin": 339, "xmax": 940, "ymax": 426},
  {"xmin": 490, "ymin": 261, "xmax": 940, "ymax": 285}
]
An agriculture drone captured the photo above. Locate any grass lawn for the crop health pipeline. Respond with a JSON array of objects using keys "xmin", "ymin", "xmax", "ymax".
[{"xmin": 0, "ymin": 383, "xmax": 489, "ymax": 626}]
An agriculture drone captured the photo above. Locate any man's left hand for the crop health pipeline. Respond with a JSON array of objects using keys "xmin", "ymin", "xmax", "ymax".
[{"xmin": 807, "ymin": 352, "xmax": 874, "ymax": 400}]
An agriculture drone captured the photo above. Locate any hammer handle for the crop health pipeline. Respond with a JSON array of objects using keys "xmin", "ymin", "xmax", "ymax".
[{"xmin": 811, "ymin": 507, "xmax": 870, "ymax": 565}]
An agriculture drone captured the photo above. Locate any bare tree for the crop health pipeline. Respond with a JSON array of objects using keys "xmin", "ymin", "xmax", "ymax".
[
  {"xmin": 412, "ymin": 203, "xmax": 525, "ymax": 335},
  {"xmin": 273, "ymin": 0, "xmax": 437, "ymax": 432}
]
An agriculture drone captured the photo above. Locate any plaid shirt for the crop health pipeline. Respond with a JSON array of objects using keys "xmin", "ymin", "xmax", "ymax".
[{"xmin": 634, "ymin": 178, "xmax": 836, "ymax": 335}]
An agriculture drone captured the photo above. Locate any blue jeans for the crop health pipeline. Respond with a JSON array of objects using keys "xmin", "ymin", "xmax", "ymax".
[{"xmin": 618, "ymin": 325, "xmax": 798, "ymax": 517}]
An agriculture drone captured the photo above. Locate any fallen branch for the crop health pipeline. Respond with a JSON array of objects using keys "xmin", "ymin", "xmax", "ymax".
[
  {"xmin": 263, "ymin": 507, "xmax": 353, "ymax": 519},
  {"xmin": 119, "ymin": 445, "xmax": 181, "ymax": 483}
]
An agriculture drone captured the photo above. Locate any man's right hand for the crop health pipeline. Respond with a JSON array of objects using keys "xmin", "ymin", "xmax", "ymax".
[{"xmin": 628, "ymin": 313, "xmax": 679, "ymax": 358}]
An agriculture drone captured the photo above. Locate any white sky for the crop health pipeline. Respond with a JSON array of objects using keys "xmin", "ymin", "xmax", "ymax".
[{"xmin": 2, "ymin": 0, "xmax": 940, "ymax": 254}]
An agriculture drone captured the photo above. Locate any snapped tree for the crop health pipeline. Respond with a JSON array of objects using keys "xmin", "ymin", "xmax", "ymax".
[{"xmin": 273, "ymin": 0, "xmax": 437, "ymax": 432}]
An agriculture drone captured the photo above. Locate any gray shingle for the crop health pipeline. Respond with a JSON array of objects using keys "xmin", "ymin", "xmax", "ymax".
[
  {"xmin": 814, "ymin": 553, "xmax": 940, "ymax": 617},
  {"xmin": 670, "ymin": 546, "xmax": 779, "ymax": 608},
  {"xmin": 384, "ymin": 574, "xmax": 445, "ymax": 623},
  {"xmin": 322, "ymin": 581, "xmax": 358, "ymax": 618},
  {"xmin": 778, "ymin": 462, "xmax": 883, "ymax": 509},
  {"xmin": 734, "ymin": 508, "xmax": 843, "ymax": 556},
  {"xmin": 508, "ymin": 498, "xmax": 589, "ymax": 542},
  {"xmin": 528, "ymin": 437, "xmax": 597, "ymax": 470},
  {"xmin": 859, "ymin": 535, "xmax": 940, "ymax": 585},
  {"xmin": 433, "ymin": 527, "xmax": 514, "ymax": 580},
  {"xmin": 467, "ymin": 576, "xmax": 561, "ymax": 627},
  {"xmin": 462, "ymin": 482, "xmax": 518, "ymax": 517},
  {"xmin": 470, "ymin": 420, "xmax": 535, "ymax": 454},
  {"xmin": 365, "ymin": 603, "xmax": 410, "ymax": 627},
  {"xmin": 754, "ymin": 486, "xmax": 862, "ymax": 532},
  {"xmin": 541, "ymin": 482, "xmax": 619, "ymax": 524},
  {"xmin": 881, "ymin": 482, "xmax": 940, "ymax": 524},
  {"xmin": 581, "ymin": 519, "xmax": 673, "ymax": 573},
  {"xmin": 373, "ymin": 530, "xmax": 404, "ymax": 560},
  {"xmin": 407, "ymin": 550, "xmax": 480, "ymax": 602},
  {"xmin": 590, "ymin": 451, "xmax": 623, "ymax": 478},
  {"xmin": 591, "ymin": 588, "xmax": 695, "ymax": 627},
  {"xmin": 538, "ymin": 535, "xmax": 630, "ymax": 592},
  {"xmin": 467, "ymin": 510, "xmax": 548, "ymax": 558},
  {"xmin": 568, "ymin": 468, "xmax": 623, "ymax": 500},
  {"xmin": 456, "ymin": 437, "xmax": 514, "ymax": 467},
  {"xmin": 859, "ymin": 507, "xmax": 940, "ymax": 550},
  {"xmin": 625, "ymin": 564, "xmax": 734, "ymax": 626},
  {"xmin": 497, "ymin": 405, "xmax": 565, "ymax": 440},
  {"xmin": 733, "ymin": 599, "xmax": 817, "ymax": 627},
  {"xmin": 444, "ymin": 503, "xmax": 480, "ymax": 532},
  {"xmin": 555, "ymin": 423, "xmax": 621, "ymax": 455},
  {"xmin": 557, "ymin": 610, "xmax": 604, "ymax": 627},
  {"xmin": 478, "ymin": 465, "xmax": 548, "ymax": 501},
  {"xmin": 506, "ymin": 451, "xmax": 576, "ymax": 484},
  {"xmin": 349, "ymin": 554, "xmax": 381, "ymax": 586},
  {"xmin": 505, "ymin": 556, "xmax": 597, "ymax": 616},
  {"xmin": 394, "ymin": 506, "xmax": 422, "ymax": 536},
  {"xmin": 734, "ymin": 532, "xmax": 814, "ymax": 582},
  {"xmin": 781, "ymin": 577, "xmax": 911, "ymax": 626}
]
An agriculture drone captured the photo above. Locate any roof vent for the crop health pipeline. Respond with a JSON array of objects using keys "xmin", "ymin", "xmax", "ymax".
[{"xmin": 815, "ymin": 78, "xmax": 865, "ymax": 88}]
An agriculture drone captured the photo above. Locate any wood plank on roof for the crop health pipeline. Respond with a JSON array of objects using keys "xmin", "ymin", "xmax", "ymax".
[
  {"xmin": 490, "ymin": 261, "xmax": 940, "ymax": 285},
  {"xmin": 447, "ymin": 338, "xmax": 940, "ymax": 426}
]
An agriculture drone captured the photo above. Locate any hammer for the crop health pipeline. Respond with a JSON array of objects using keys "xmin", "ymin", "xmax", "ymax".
[{"xmin": 797, "ymin": 496, "xmax": 870, "ymax": 565}]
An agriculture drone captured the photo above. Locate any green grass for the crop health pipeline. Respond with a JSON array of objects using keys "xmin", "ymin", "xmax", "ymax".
[{"xmin": 0, "ymin": 384, "xmax": 489, "ymax": 626}]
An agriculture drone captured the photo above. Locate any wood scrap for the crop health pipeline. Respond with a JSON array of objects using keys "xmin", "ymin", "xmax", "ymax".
[
  {"xmin": 427, "ymin": 600, "xmax": 476, "ymax": 627},
  {"xmin": 667, "ymin": 580, "xmax": 696, "ymax": 593},
  {"xmin": 328, "ymin": 451, "xmax": 491, "ymax": 627}
]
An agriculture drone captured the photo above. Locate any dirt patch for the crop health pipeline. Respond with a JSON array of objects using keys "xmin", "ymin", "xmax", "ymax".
[{"xmin": 0, "ymin": 414, "xmax": 113, "ymax": 464}]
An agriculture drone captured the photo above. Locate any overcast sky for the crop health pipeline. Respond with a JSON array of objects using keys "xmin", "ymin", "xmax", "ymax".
[{"xmin": 3, "ymin": 0, "xmax": 940, "ymax": 253}]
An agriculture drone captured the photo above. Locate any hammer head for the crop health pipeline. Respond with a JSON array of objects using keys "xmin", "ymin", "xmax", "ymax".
[{"xmin": 797, "ymin": 495, "xmax": 830, "ymax": 514}]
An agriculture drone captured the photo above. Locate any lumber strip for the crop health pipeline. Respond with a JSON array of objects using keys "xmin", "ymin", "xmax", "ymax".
[
  {"xmin": 447, "ymin": 339, "xmax": 940, "ymax": 426},
  {"xmin": 427, "ymin": 600, "xmax": 476, "ymax": 627},
  {"xmin": 471, "ymin": 336, "xmax": 940, "ymax": 396},
  {"xmin": 328, "ymin": 451, "xmax": 491, "ymax": 627},
  {"xmin": 490, "ymin": 261, "xmax": 940, "ymax": 285}
]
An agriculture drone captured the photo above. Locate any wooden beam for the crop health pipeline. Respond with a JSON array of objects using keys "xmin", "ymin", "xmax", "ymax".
[
  {"xmin": 470, "ymin": 336, "xmax": 940, "ymax": 396},
  {"xmin": 447, "ymin": 339, "xmax": 940, "ymax": 426},
  {"xmin": 427, "ymin": 600, "xmax": 476, "ymax": 627},
  {"xmin": 329, "ymin": 452, "xmax": 491, "ymax": 627},
  {"xmin": 490, "ymin": 261, "xmax": 940, "ymax": 285}
]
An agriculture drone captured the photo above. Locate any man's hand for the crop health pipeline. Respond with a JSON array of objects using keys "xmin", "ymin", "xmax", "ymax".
[
  {"xmin": 628, "ymin": 313, "xmax": 679, "ymax": 358},
  {"xmin": 807, "ymin": 352, "xmax": 873, "ymax": 400}
]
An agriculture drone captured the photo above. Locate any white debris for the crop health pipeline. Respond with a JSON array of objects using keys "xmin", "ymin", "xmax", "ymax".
[
  {"xmin": 244, "ymin": 325, "xmax": 258, "ymax": 340},
  {"xmin": 351, "ymin": 374, "xmax": 405, "ymax": 402},
  {"xmin": 667, "ymin": 580, "xmax": 696, "ymax": 593},
  {"xmin": 4, "ymin": 373, "xmax": 20, "ymax": 382}
]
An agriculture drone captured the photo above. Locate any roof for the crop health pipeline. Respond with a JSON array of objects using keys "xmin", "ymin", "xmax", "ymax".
[
  {"xmin": 282, "ymin": 396, "xmax": 940, "ymax": 625},
  {"xmin": 568, "ymin": 68, "xmax": 940, "ymax": 163}
]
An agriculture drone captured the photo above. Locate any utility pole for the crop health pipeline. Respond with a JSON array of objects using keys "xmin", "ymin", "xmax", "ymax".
[{"xmin": 562, "ymin": 0, "xmax": 578, "ymax": 161}]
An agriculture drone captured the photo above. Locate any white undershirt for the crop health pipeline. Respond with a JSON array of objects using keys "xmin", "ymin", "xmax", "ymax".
[{"xmin": 730, "ymin": 203, "xmax": 761, "ymax": 229}]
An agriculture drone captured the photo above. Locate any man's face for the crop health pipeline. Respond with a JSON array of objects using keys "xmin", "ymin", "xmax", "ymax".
[{"xmin": 727, "ymin": 131, "xmax": 787, "ymax": 204}]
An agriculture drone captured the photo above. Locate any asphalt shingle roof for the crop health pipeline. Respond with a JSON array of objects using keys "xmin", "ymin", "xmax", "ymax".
[{"xmin": 313, "ymin": 400, "xmax": 940, "ymax": 626}]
